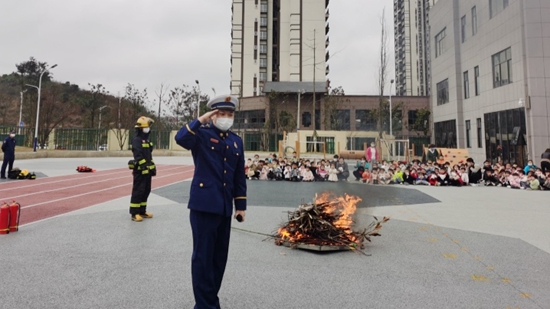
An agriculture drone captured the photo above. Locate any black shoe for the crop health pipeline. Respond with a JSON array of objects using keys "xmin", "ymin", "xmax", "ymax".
[{"xmin": 1, "ymin": 176, "xmax": 6, "ymax": 179}]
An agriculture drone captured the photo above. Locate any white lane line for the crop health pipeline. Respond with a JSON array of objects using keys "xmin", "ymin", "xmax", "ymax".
[
  {"xmin": 19, "ymin": 177, "xmax": 193, "ymax": 227},
  {"xmin": 0, "ymin": 169, "xmax": 128, "ymax": 191},
  {"xmin": 21, "ymin": 168, "xmax": 195, "ymax": 209},
  {"xmin": 2, "ymin": 166, "xmax": 193, "ymax": 201},
  {"xmin": 0, "ymin": 164, "xmax": 187, "ymax": 192}
]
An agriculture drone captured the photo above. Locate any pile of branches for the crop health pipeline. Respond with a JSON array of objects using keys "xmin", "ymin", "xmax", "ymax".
[{"xmin": 274, "ymin": 201, "xmax": 389, "ymax": 250}]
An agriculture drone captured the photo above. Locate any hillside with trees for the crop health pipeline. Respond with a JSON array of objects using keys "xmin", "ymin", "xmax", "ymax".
[{"xmin": 0, "ymin": 57, "xmax": 210, "ymax": 148}]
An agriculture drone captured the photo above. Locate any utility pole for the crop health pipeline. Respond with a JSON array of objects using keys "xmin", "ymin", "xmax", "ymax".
[{"xmin": 117, "ymin": 91, "xmax": 121, "ymax": 129}]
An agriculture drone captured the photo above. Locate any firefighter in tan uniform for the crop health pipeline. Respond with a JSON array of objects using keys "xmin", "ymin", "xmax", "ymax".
[{"xmin": 129, "ymin": 116, "xmax": 156, "ymax": 222}]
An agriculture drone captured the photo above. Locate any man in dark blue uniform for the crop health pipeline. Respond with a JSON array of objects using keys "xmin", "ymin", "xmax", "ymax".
[
  {"xmin": 1, "ymin": 130, "xmax": 16, "ymax": 179},
  {"xmin": 175, "ymin": 95, "xmax": 246, "ymax": 309},
  {"xmin": 129, "ymin": 116, "xmax": 156, "ymax": 222}
]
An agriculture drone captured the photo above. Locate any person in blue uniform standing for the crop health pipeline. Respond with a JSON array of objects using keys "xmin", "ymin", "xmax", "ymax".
[
  {"xmin": 129, "ymin": 116, "xmax": 156, "ymax": 222},
  {"xmin": 175, "ymin": 95, "xmax": 246, "ymax": 309},
  {"xmin": 1, "ymin": 130, "xmax": 16, "ymax": 179}
]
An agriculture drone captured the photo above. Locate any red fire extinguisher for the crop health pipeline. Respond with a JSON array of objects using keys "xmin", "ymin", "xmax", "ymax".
[
  {"xmin": 0, "ymin": 202, "xmax": 10, "ymax": 235},
  {"xmin": 9, "ymin": 201, "xmax": 21, "ymax": 232}
]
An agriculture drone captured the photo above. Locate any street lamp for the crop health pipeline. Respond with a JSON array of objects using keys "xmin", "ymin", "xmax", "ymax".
[
  {"xmin": 389, "ymin": 79, "xmax": 394, "ymax": 158},
  {"xmin": 98, "ymin": 105, "xmax": 108, "ymax": 130},
  {"xmin": 18, "ymin": 89, "xmax": 28, "ymax": 134},
  {"xmin": 389, "ymin": 79, "xmax": 394, "ymax": 138},
  {"xmin": 195, "ymin": 80, "xmax": 201, "ymax": 118},
  {"xmin": 26, "ymin": 64, "xmax": 57, "ymax": 152}
]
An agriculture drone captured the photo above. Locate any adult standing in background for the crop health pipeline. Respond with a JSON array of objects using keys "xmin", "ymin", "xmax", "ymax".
[
  {"xmin": 540, "ymin": 148, "xmax": 550, "ymax": 173},
  {"xmin": 365, "ymin": 141, "xmax": 379, "ymax": 172},
  {"xmin": 175, "ymin": 95, "xmax": 246, "ymax": 309},
  {"xmin": 1, "ymin": 130, "xmax": 16, "ymax": 179}
]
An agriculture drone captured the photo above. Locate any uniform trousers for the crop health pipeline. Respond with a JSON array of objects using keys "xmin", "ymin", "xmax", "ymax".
[
  {"xmin": 1, "ymin": 155, "xmax": 14, "ymax": 178},
  {"xmin": 129, "ymin": 173, "xmax": 151, "ymax": 215},
  {"xmin": 190, "ymin": 210, "xmax": 231, "ymax": 309}
]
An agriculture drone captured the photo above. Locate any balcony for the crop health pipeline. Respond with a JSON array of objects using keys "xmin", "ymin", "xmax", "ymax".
[
  {"xmin": 325, "ymin": 36, "xmax": 330, "ymax": 47},
  {"xmin": 325, "ymin": 24, "xmax": 330, "ymax": 35}
]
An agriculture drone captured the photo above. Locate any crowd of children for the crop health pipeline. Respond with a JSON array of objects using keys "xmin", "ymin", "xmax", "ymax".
[{"xmin": 245, "ymin": 152, "xmax": 550, "ymax": 191}]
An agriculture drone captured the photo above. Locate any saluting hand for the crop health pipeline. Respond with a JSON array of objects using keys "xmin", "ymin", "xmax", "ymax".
[{"xmin": 198, "ymin": 110, "xmax": 218, "ymax": 124}]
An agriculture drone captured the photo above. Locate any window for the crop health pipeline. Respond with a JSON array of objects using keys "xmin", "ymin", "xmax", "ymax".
[
  {"xmin": 259, "ymin": 72, "xmax": 267, "ymax": 81},
  {"xmin": 493, "ymin": 47, "xmax": 512, "ymax": 88},
  {"xmin": 435, "ymin": 28, "xmax": 446, "ymax": 57},
  {"xmin": 474, "ymin": 66, "xmax": 480, "ymax": 95},
  {"xmin": 466, "ymin": 120, "xmax": 471, "ymax": 148},
  {"xmin": 437, "ymin": 79, "xmax": 449, "ymax": 105},
  {"xmin": 260, "ymin": 16, "xmax": 267, "ymax": 26},
  {"xmin": 490, "ymin": 0, "xmax": 509, "ymax": 19},
  {"xmin": 260, "ymin": 30, "xmax": 267, "ymax": 40},
  {"xmin": 463, "ymin": 71, "xmax": 470, "ymax": 99},
  {"xmin": 461, "ymin": 15, "xmax": 466, "ymax": 43},
  {"xmin": 355, "ymin": 110, "xmax": 377, "ymax": 131},
  {"xmin": 259, "ymin": 58, "xmax": 267, "ymax": 68},
  {"xmin": 260, "ymin": 2, "xmax": 268, "ymax": 13},
  {"xmin": 329, "ymin": 110, "xmax": 350, "ymax": 130},
  {"xmin": 477, "ymin": 118, "xmax": 482, "ymax": 148},
  {"xmin": 471, "ymin": 6, "xmax": 477, "ymax": 35},
  {"xmin": 260, "ymin": 43, "xmax": 267, "ymax": 54},
  {"xmin": 408, "ymin": 110, "xmax": 418, "ymax": 127},
  {"xmin": 434, "ymin": 120, "xmax": 457, "ymax": 148}
]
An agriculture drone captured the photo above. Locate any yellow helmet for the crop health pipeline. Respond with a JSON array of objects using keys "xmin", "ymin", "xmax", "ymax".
[{"xmin": 135, "ymin": 116, "xmax": 154, "ymax": 128}]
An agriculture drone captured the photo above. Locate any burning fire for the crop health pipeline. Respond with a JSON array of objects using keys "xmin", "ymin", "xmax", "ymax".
[{"xmin": 277, "ymin": 192, "xmax": 363, "ymax": 246}]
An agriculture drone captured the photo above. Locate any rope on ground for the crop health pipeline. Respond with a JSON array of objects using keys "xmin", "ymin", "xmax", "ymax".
[{"xmin": 231, "ymin": 226, "xmax": 275, "ymax": 238}]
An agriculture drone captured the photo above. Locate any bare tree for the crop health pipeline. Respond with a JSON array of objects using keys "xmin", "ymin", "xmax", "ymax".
[{"xmin": 154, "ymin": 83, "xmax": 171, "ymax": 148}]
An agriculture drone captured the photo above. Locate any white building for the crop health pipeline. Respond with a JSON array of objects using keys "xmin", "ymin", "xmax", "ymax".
[
  {"xmin": 231, "ymin": 0, "xmax": 329, "ymax": 97},
  {"xmin": 394, "ymin": 0, "xmax": 439, "ymax": 96},
  {"xmin": 430, "ymin": 0, "xmax": 550, "ymax": 165}
]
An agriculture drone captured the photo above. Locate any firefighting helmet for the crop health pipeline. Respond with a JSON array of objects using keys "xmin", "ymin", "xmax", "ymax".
[{"xmin": 135, "ymin": 116, "xmax": 154, "ymax": 128}]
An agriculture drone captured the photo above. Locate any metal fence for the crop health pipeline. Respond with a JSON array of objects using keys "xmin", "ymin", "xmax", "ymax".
[
  {"xmin": 127, "ymin": 130, "xmax": 172, "ymax": 150},
  {"xmin": 55, "ymin": 128, "xmax": 109, "ymax": 151},
  {"xmin": 0, "ymin": 126, "xmax": 34, "ymax": 148}
]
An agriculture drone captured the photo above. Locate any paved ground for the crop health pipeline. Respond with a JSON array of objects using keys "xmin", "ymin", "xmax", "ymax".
[{"xmin": 0, "ymin": 156, "xmax": 549, "ymax": 309}]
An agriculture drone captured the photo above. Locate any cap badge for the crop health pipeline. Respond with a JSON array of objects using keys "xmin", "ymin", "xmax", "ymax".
[{"xmin": 225, "ymin": 96, "xmax": 232, "ymax": 102}]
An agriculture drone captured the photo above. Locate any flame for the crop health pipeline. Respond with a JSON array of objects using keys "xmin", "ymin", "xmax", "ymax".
[
  {"xmin": 277, "ymin": 192, "xmax": 362, "ymax": 245},
  {"xmin": 315, "ymin": 192, "xmax": 362, "ymax": 230}
]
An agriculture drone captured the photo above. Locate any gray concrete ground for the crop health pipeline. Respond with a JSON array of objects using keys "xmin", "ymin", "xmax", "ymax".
[{"xmin": 0, "ymin": 156, "xmax": 549, "ymax": 309}]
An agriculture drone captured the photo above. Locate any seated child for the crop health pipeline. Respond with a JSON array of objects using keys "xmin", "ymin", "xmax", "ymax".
[
  {"xmin": 327, "ymin": 163, "xmax": 338, "ymax": 182},
  {"xmin": 361, "ymin": 169, "xmax": 372, "ymax": 184}
]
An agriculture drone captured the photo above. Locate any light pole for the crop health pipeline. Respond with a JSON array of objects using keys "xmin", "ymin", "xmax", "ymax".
[
  {"xmin": 211, "ymin": 87, "xmax": 216, "ymax": 96},
  {"xmin": 389, "ymin": 79, "xmax": 394, "ymax": 138},
  {"xmin": 389, "ymin": 79, "xmax": 394, "ymax": 158},
  {"xmin": 26, "ymin": 64, "xmax": 57, "ymax": 152},
  {"xmin": 98, "ymin": 105, "xmax": 108, "ymax": 130},
  {"xmin": 195, "ymin": 80, "xmax": 201, "ymax": 118},
  {"xmin": 18, "ymin": 89, "xmax": 27, "ymax": 134},
  {"xmin": 98, "ymin": 105, "xmax": 108, "ymax": 150}
]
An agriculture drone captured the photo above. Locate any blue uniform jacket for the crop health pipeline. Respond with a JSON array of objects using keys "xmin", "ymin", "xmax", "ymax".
[
  {"xmin": 175, "ymin": 120, "xmax": 247, "ymax": 216},
  {"xmin": 2, "ymin": 136, "xmax": 16, "ymax": 158}
]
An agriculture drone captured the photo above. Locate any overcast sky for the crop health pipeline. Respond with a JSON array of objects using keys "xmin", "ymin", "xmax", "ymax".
[{"xmin": 0, "ymin": 0, "xmax": 395, "ymax": 100}]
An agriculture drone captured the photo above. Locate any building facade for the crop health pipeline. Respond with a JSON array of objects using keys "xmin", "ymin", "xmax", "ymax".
[
  {"xmin": 236, "ymin": 94, "xmax": 430, "ymax": 154},
  {"xmin": 394, "ymin": 0, "xmax": 439, "ymax": 96},
  {"xmin": 231, "ymin": 0, "xmax": 329, "ymax": 97},
  {"xmin": 430, "ymin": 0, "xmax": 550, "ymax": 165}
]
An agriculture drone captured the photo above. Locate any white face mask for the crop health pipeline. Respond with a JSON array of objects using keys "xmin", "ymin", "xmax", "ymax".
[
  {"xmin": 214, "ymin": 117, "xmax": 234, "ymax": 132},
  {"xmin": 142, "ymin": 128, "xmax": 150, "ymax": 134},
  {"xmin": 9, "ymin": 134, "xmax": 15, "ymax": 138}
]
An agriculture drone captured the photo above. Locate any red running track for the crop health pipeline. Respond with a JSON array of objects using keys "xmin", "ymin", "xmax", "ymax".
[{"xmin": 0, "ymin": 165, "xmax": 195, "ymax": 225}]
